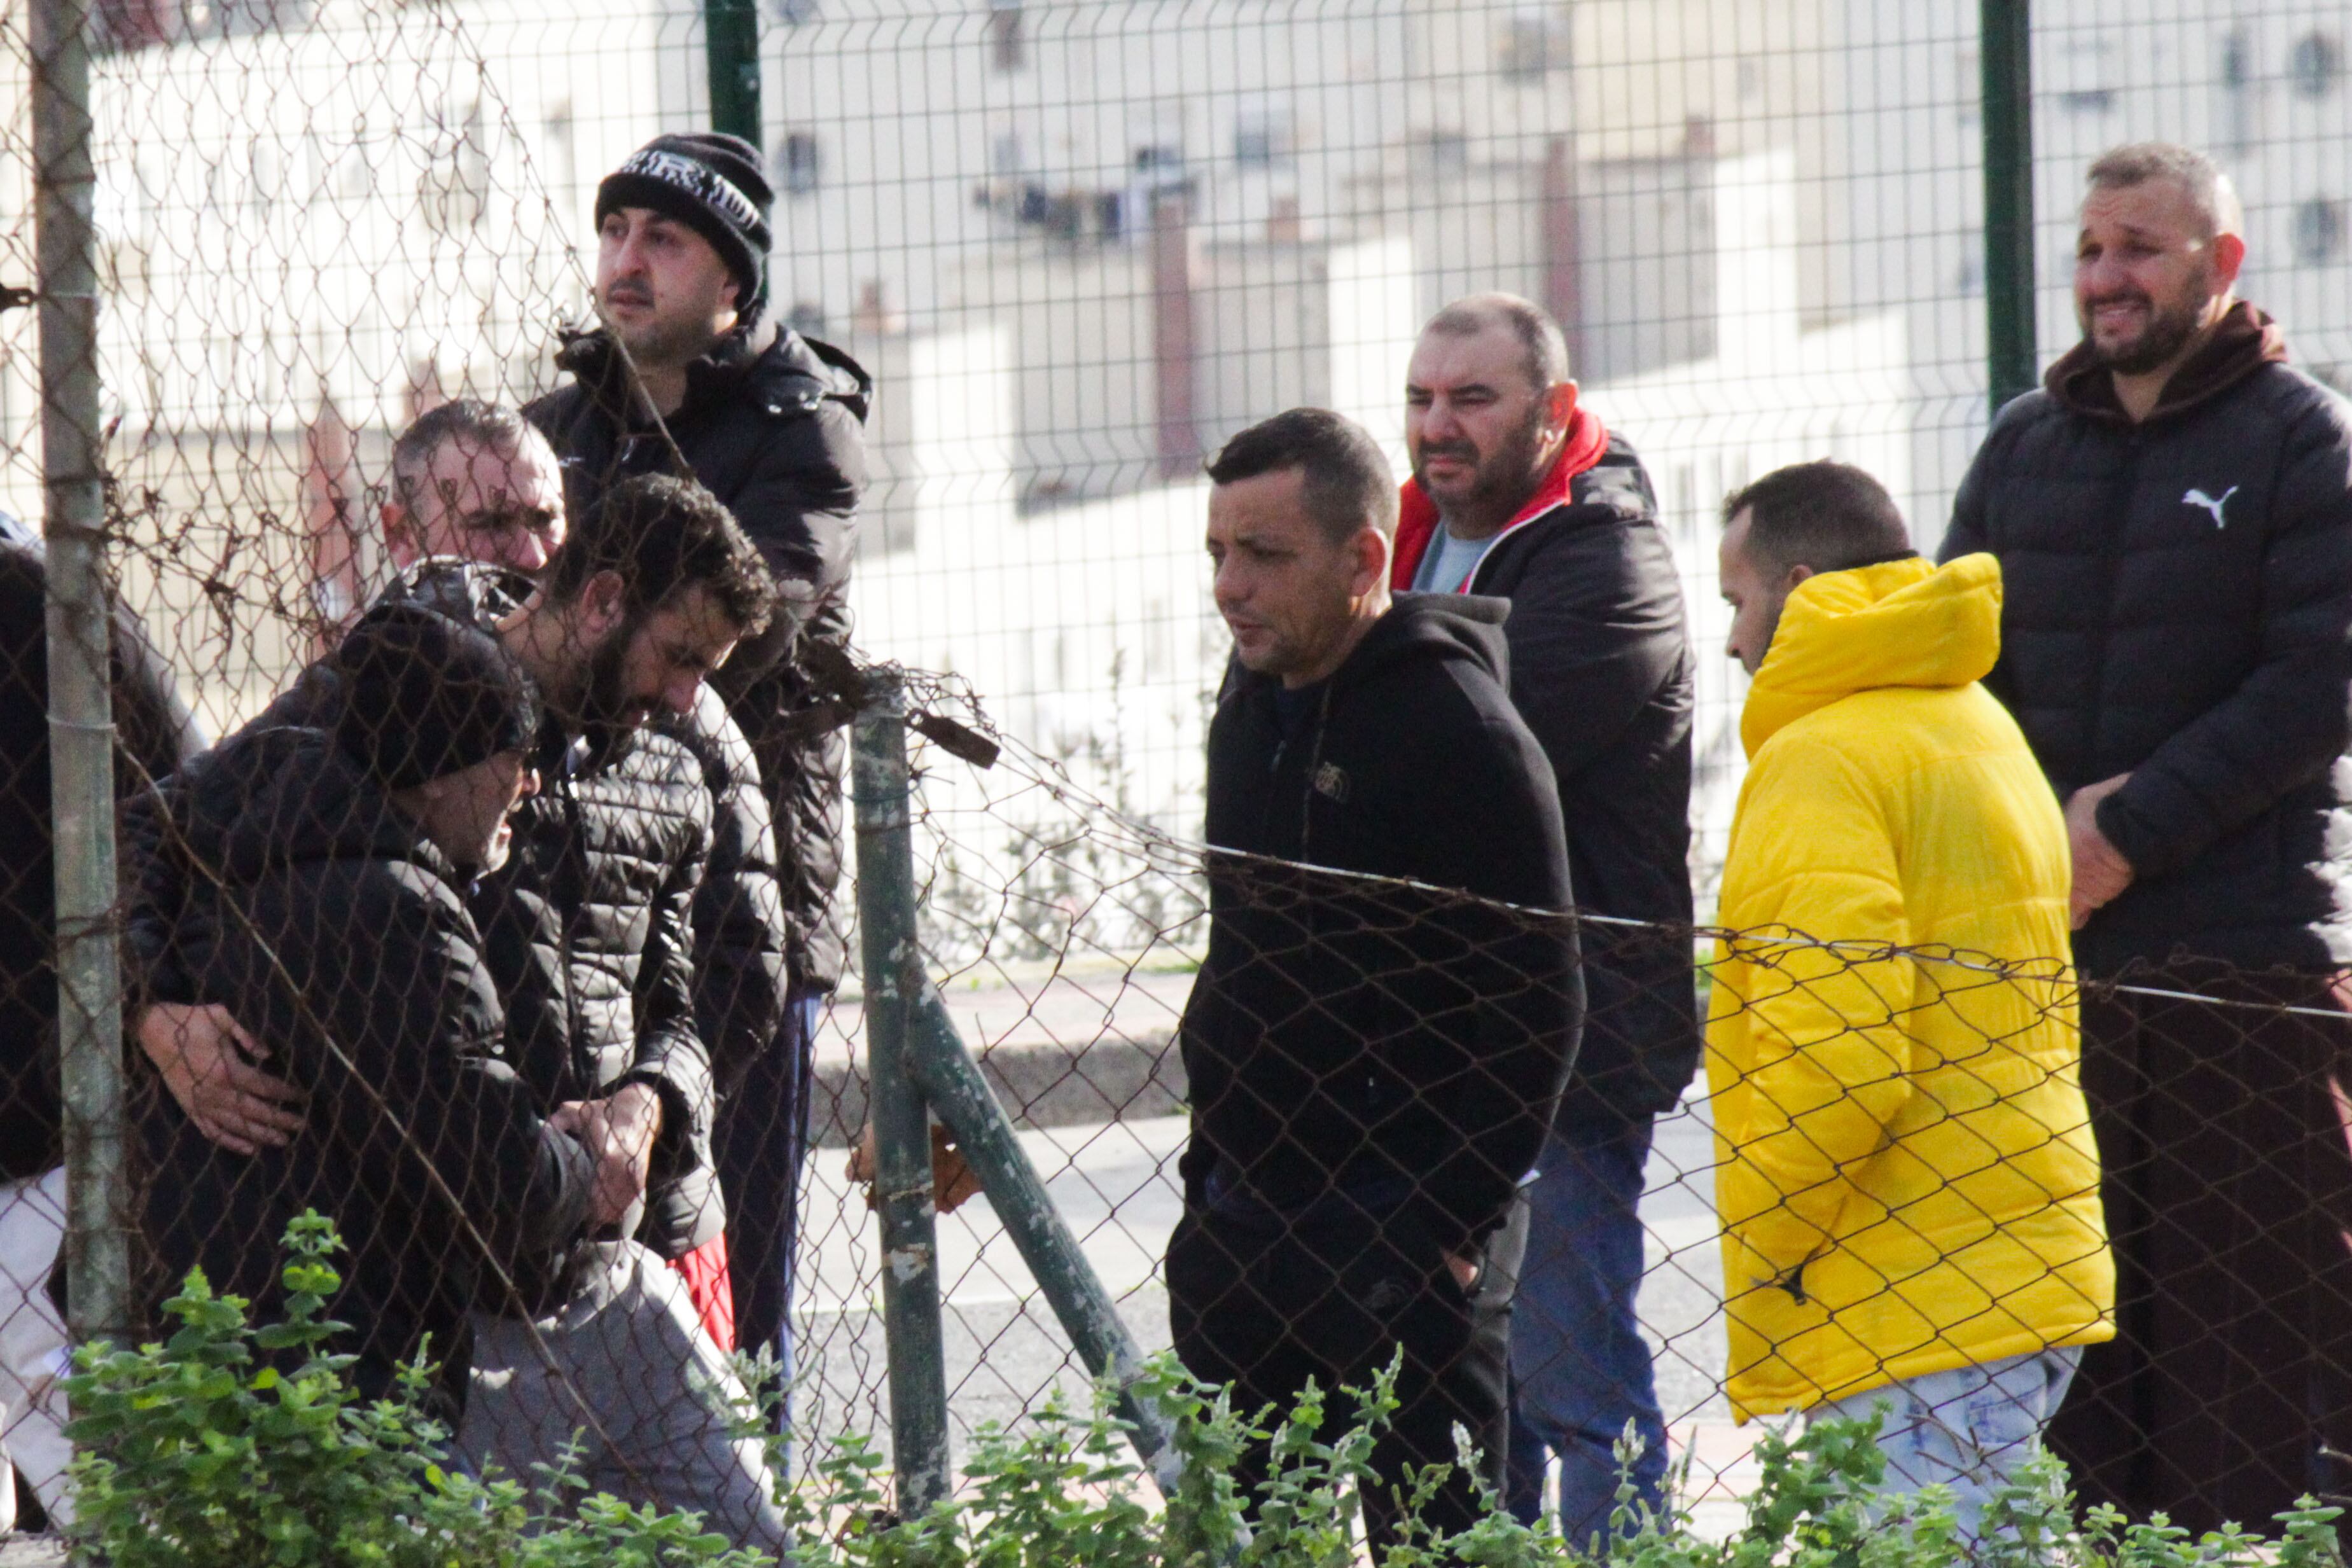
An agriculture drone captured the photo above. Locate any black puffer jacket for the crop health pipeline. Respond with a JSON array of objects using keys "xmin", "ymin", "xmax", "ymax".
[
  {"xmin": 1944, "ymin": 302, "xmax": 2352, "ymax": 975},
  {"xmin": 379, "ymin": 565, "xmax": 786, "ymax": 1099},
  {"xmin": 1396, "ymin": 424, "xmax": 1699, "ymax": 1130},
  {"xmin": 0, "ymin": 539, "xmax": 203, "ymax": 1182},
  {"xmin": 137, "ymin": 726, "xmax": 593, "ymax": 1410},
  {"xmin": 1179, "ymin": 594, "xmax": 1583, "ymax": 1256},
  {"xmin": 127, "ymin": 564, "xmax": 734, "ymax": 1270},
  {"xmin": 665, "ymin": 684, "xmax": 790, "ymax": 1099},
  {"xmin": 527, "ymin": 321, "xmax": 870, "ymax": 992}
]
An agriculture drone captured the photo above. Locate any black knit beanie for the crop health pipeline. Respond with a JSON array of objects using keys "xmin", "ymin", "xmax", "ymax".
[
  {"xmin": 332, "ymin": 604, "xmax": 540, "ymax": 792},
  {"xmin": 596, "ymin": 132, "xmax": 774, "ymax": 313}
]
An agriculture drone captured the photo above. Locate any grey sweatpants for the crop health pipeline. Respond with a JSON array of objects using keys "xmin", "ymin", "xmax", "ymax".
[{"xmin": 457, "ymin": 1241, "xmax": 790, "ymax": 1556}]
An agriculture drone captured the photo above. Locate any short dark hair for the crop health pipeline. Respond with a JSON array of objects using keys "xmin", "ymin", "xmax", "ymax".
[
  {"xmin": 1421, "ymin": 293, "xmax": 1570, "ymax": 391},
  {"xmin": 2086, "ymin": 142, "xmax": 2242, "ymax": 239},
  {"xmin": 543, "ymin": 473, "xmax": 776, "ymax": 634},
  {"xmin": 390, "ymin": 401, "xmax": 546, "ymax": 507},
  {"xmin": 1204, "ymin": 408, "xmax": 1398, "ymax": 546},
  {"xmin": 1722, "ymin": 461, "xmax": 1914, "ymax": 576}
]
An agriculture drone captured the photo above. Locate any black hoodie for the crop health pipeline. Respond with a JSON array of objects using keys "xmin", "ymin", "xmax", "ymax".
[
  {"xmin": 137, "ymin": 727, "xmax": 594, "ymax": 1412},
  {"xmin": 1178, "ymin": 593, "xmax": 1583, "ymax": 1254}
]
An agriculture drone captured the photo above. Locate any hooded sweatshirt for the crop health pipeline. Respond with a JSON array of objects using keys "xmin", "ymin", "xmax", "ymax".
[
  {"xmin": 1178, "ymin": 593, "xmax": 1583, "ymax": 1255},
  {"xmin": 1706, "ymin": 555, "xmax": 2113, "ymax": 1420}
]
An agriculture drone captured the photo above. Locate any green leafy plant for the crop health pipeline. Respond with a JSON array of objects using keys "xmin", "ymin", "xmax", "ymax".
[
  {"xmin": 63, "ymin": 1211, "xmax": 759, "ymax": 1567},
  {"xmin": 63, "ymin": 1216, "xmax": 2349, "ymax": 1568}
]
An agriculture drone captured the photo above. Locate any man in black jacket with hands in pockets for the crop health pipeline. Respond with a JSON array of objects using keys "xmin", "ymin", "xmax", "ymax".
[{"xmin": 1171, "ymin": 408, "xmax": 1582, "ymax": 1547}]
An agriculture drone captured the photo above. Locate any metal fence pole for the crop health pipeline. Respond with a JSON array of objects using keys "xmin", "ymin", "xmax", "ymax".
[
  {"xmin": 908, "ymin": 989, "xmax": 1180, "ymax": 1492},
  {"xmin": 851, "ymin": 674, "xmax": 954, "ymax": 1516},
  {"xmin": 31, "ymin": 0, "xmax": 132, "ymax": 1347},
  {"xmin": 702, "ymin": 0, "xmax": 761, "ymax": 150},
  {"xmin": 1980, "ymin": 0, "xmax": 2036, "ymax": 414}
]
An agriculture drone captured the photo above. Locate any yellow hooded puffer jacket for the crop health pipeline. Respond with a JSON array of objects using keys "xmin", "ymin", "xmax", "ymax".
[{"xmin": 1707, "ymin": 553, "xmax": 2113, "ymax": 1422}]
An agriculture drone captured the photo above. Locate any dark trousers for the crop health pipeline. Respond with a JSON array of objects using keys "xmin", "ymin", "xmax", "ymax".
[
  {"xmin": 2050, "ymin": 964, "xmax": 2352, "ymax": 1536},
  {"xmin": 714, "ymin": 992, "xmax": 819, "ymax": 1436},
  {"xmin": 1167, "ymin": 1193, "xmax": 1525, "ymax": 1550}
]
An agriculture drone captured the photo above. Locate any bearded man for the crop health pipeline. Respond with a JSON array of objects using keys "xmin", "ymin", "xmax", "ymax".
[
  {"xmin": 1944, "ymin": 141, "xmax": 2352, "ymax": 1535},
  {"xmin": 1397, "ymin": 294, "xmax": 1695, "ymax": 1544}
]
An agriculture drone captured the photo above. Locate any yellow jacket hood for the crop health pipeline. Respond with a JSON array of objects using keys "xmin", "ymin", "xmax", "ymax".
[{"xmin": 1742, "ymin": 554, "xmax": 2004, "ymax": 758}]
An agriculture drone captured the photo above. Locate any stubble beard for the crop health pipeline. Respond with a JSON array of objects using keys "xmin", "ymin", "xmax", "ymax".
[
  {"xmin": 2083, "ymin": 268, "xmax": 2216, "ymax": 377},
  {"xmin": 1418, "ymin": 398, "xmax": 1553, "ymax": 538}
]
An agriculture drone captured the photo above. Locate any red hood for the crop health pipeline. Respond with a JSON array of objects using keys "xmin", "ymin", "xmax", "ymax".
[{"xmin": 1392, "ymin": 405, "xmax": 1611, "ymax": 590}]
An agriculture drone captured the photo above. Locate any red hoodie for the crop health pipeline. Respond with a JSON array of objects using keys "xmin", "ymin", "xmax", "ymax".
[{"xmin": 1390, "ymin": 406, "xmax": 1611, "ymax": 591}]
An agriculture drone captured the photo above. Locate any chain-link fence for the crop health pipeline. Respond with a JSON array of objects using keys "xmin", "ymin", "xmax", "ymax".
[{"xmin": 5, "ymin": 0, "xmax": 2352, "ymax": 1557}]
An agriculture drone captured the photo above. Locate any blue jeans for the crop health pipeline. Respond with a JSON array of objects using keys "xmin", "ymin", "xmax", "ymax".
[
  {"xmin": 1507, "ymin": 1122, "xmax": 1667, "ymax": 1543},
  {"xmin": 1809, "ymin": 1346, "xmax": 2082, "ymax": 1545}
]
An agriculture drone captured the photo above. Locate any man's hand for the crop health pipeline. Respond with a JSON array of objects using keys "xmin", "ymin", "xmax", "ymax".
[
  {"xmin": 1444, "ymin": 1251, "xmax": 1481, "ymax": 1292},
  {"xmin": 136, "ymin": 1003, "xmax": 303, "ymax": 1156},
  {"xmin": 2066, "ymin": 772, "xmax": 2136, "ymax": 929},
  {"xmin": 552, "ymin": 1082, "xmax": 664, "ymax": 1231},
  {"xmin": 846, "ymin": 1121, "xmax": 982, "ymax": 1216}
]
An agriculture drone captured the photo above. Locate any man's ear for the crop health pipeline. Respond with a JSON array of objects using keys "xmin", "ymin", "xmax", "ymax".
[
  {"xmin": 1351, "ymin": 526, "xmax": 1392, "ymax": 598},
  {"xmin": 578, "ymin": 569, "xmax": 630, "ymax": 640},
  {"xmin": 381, "ymin": 501, "xmax": 419, "ymax": 569},
  {"xmin": 1543, "ymin": 379, "xmax": 1580, "ymax": 440},
  {"xmin": 1785, "ymin": 562, "xmax": 1816, "ymax": 590},
  {"xmin": 2211, "ymin": 230, "xmax": 2248, "ymax": 295}
]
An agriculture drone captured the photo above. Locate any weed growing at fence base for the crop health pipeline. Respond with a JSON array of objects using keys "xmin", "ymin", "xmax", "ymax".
[{"xmin": 57, "ymin": 1214, "xmax": 2349, "ymax": 1568}]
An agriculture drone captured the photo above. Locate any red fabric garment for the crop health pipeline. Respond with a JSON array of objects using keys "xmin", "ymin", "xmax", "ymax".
[
  {"xmin": 1390, "ymin": 406, "xmax": 1611, "ymax": 590},
  {"xmin": 667, "ymin": 1232, "xmax": 739, "ymax": 1352}
]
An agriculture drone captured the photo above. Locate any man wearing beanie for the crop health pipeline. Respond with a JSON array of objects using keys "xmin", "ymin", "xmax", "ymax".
[
  {"xmin": 136, "ymin": 604, "xmax": 595, "ymax": 1424},
  {"xmin": 529, "ymin": 130, "xmax": 871, "ymax": 1422}
]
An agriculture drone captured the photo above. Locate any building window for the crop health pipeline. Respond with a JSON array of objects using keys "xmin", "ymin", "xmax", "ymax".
[
  {"xmin": 1419, "ymin": 128, "xmax": 1469, "ymax": 177},
  {"xmin": 1134, "ymin": 142, "xmax": 1184, "ymax": 180},
  {"xmin": 2290, "ymin": 31, "xmax": 2342, "ymax": 99},
  {"xmin": 986, "ymin": 0, "xmax": 1024, "ymax": 73},
  {"xmin": 1232, "ymin": 106, "xmax": 1291, "ymax": 169},
  {"xmin": 2292, "ymin": 197, "xmax": 2348, "ymax": 266},
  {"xmin": 1498, "ymin": 7, "xmax": 1558, "ymax": 82},
  {"xmin": 782, "ymin": 130, "xmax": 821, "ymax": 196},
  {"xmin": 2052, "ymin": 36, "xmax": 2117, "ymax": 114},
  {"xmin": 2218, "ymin": 28, "xmax": 2254, "ymax": 151}
]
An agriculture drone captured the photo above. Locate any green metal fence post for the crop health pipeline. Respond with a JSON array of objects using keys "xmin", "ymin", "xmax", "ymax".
[
  {"xmin": 31, "ymin": 0, "xmax": 132, "ymax": 1349},
  {"xmin": 703, "ymin": 0, "xmax": 762, "ymax": 149},
  {"xmin": 907, "ymin": 989, "xmax": 1181, "ymax": 1493},
  {"xmin": 1980, "ymin": 0, "xmax": 2036, "ymax": 414},
  {"xmin": 851, "ymin": 674, "xmax": 954, "ymax": 1517}
]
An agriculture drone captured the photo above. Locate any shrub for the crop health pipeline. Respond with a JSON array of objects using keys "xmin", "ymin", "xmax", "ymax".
[
  {"xmin": 62, "ymin": 1211, "xmax": 758, "ymax": 1567},
  {"xmin": 62, "ymin": 1212, "xmax": 2349, "ymax": 1568}
]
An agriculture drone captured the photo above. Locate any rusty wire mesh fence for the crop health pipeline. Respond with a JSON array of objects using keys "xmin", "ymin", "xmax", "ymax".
[{"xmin": 2, "ymin": 0, "xmax": 2352, "ymax": 1557}]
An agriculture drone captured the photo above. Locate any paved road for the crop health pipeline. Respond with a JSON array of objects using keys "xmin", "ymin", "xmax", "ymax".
[{"xmin": 791, "ymin": 1098, "xmax": 1732, "ymax": 1478}]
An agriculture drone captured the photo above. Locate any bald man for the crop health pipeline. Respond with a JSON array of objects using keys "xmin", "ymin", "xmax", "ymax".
[
  {"xmin": 1398, "ymin": 294, "xmax": 1696, "ymax": 1542},
  {"xmin": 1944, "ymin": 141, "xmax": 2352, "ymax": 1536}
]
